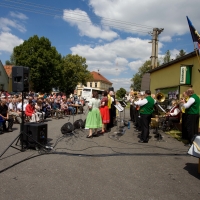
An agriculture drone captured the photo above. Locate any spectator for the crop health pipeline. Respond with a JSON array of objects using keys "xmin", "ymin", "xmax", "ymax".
[
  {"xmin": 25, "ymin": 99, "xmax": 39, "ymax": 122},
  {"xmin": 0, "ymin": 99, "xmax": 14, "ymax": 132}
]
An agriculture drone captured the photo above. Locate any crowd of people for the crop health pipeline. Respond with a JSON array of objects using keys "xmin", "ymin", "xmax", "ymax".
[
  {"xmin": 129, "ymin": 88, "xmax": 200, "ymax": 145},
  {"xmin": 1, "ymin": 88, "xmax": 199, "ymax": 146},
  {"xmin": 0, "ymin": 91, "xmax": 84, "ymax": 133}
]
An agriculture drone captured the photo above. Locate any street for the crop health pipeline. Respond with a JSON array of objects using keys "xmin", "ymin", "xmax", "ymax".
[{"xmin": 0, "ymin": 109, "xmax": 199, "ymax": 200}]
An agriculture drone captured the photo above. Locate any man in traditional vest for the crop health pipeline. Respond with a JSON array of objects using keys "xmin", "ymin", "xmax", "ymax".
[
  {"xmin": 181, "ymin": 88, "xmax": 200, "ymax": 145},
  {"xmin": 135, "ymin": 90, "xmax": 155, "ymax": 143}
]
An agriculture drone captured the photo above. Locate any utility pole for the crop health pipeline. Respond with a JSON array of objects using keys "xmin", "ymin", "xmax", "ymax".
[{"xmin": 149, "ymin": 28, "xmax": 164, "ymax": 69}]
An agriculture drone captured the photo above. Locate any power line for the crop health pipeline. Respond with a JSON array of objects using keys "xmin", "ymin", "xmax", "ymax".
[
  {"xmin": 1, "ymin": 0, "xmax": 153, "ymax": 34},
  {"xmin": 4, "ymin": 0, "xmax": 153, "ymax": 29}
]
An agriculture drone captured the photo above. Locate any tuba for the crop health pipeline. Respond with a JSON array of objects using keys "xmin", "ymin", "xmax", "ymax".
[
  {"xmin": 155, "ymin": 92, "xmax": 165, "ymax": 103},
  {"xmin": 155, "ymin": 92, "xmax": 166, "ymax": 114}
]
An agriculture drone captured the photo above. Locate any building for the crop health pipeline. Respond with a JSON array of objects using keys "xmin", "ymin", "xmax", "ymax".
[
  {"xmin": 149, "ymin": 51, "xmax": 200, "ymax": 99},
  {"xmin": 0, "ymin": 60, "xmax": 10, "ymax": 92},
  {"xmin": 76, "ymin": 71, "xmax": 112, "ymax": 96},
  {"xmin": 4, "ymin": 65, "xmax": 13, "ymax": 92}
]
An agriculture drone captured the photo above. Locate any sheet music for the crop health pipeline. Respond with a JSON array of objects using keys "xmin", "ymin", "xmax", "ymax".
[{"xmin": 114, "ymin": 104, "xmax": 124, "ymax": 112}]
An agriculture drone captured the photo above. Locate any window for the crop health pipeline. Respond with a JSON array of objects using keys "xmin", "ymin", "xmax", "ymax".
[
  {"xmin": 90, "ymin": 82, "xmax": 92, "ymax": 87},
  {"xmin": 95, "ymin": 82, "xmax": 97, "ymax": 87}
]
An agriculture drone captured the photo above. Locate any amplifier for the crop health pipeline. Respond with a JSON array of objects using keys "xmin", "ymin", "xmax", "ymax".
[{"xmin": 23, "ymin": 123, "xmax": 48, "ymax": 148}]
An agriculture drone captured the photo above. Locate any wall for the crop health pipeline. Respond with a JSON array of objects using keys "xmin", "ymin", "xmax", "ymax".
[
  {"xmin": 150, "ymin": 55, "xmax": 200, "ymax": 97},
  {"xmin": 0, "ymin": 61, "xmax": 9, "ymax": 91}
]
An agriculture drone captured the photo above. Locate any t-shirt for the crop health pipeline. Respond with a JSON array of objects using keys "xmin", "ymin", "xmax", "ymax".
[{"xmin": 0, "ymin": 104, "xmax": 8, "ymax": 117}]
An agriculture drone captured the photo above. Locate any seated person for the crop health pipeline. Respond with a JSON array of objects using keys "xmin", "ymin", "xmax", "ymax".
[
  {"xmin": 0, "ymin": 99, "xmax": 14, "ymax": 132},
  {"xmin": 25, "ymin": 99, "xmax": 39, "ymax": 122},
  {"xmin": 35, "ymin": 98, "xmax": 45, "ymax": 121},
  {"xmin": 52, "ymin": 99, "xmax": 64, "ymax": 118},
  {"xmin": 8, "ymin": 97, "xmax": 22, "ymax": 123},
  {"xmin": 60, "ymin": 99, "xmax": 69, "ymax": 115},
  {"xmin": 164, "ymin": 100, "xmax": 180, "ymax": 128},
  {"xmin": 42, "ymin": 98, "xmax": 51, "ymax": 118},
  {"xmin": 66, "ymin": 98, "xmax": 76, "ymax": 114},
  {"xmin": 0, "ymin": 116, "xmax": 4, "ymax": 134}
]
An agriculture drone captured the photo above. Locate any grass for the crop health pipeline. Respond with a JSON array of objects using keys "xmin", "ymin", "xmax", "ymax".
[{"xmin": 165, "ymin": 129, "xmax": 189, "ymax": 144}]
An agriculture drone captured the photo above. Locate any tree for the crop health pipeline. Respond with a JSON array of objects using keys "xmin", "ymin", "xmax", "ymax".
[
  {"xmin": 13, "ymin": 35, "xmax": 62, "ymax": 93},
  {"xmin": 131, "ymin": 60, "xmax": 151, "ymax": 91},
  {"xmin": 116, "ymin": 88, "xmax": 126, "ymax": 99},
  {"xmin": 5, "ymin": 53, "xmax": 16, "ymax": 65},
  {"xmin": 59, "ymin": 54, "xmax": 92, "ymax": 94},
  {"xmin": 163, "ymin": 50, "xmax": 171, "ymax": 64},
  {"xmin": 176, "ymin": 49, "xmax": 186, "ymax": 59}
]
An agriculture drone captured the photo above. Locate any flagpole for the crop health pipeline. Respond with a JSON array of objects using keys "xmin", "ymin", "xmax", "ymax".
[{"xmin": 193, "ymin": 43, "xmax": 200, "ymax": 66}]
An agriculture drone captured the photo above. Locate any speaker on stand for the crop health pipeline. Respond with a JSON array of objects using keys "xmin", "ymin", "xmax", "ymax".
[{"xmin": 23, "ymin": 123, "xmax": 48, "ymax": 149}]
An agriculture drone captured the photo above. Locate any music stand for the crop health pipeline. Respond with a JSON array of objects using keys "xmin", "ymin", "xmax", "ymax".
[{"xmin": 114, "ymin": 104, "xmax": 124, "ymax": 135}]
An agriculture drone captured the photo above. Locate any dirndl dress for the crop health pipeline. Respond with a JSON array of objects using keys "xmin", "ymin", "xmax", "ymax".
[
  {"xmin": 100, "ymin": 97, "xmax": 110, "ymax": 124},
  {"xmin": 85, "ymin": 98, "xmax": 102, "ymax": 129}
]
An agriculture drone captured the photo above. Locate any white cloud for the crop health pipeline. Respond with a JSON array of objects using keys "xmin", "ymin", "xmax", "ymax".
[
  {"xmin": 0, "ymin": 17, "xmax": 26, "ymax": 32},
  {"xmin": 0, "ymin": 32, "xmax": 24, "ymax": 53},
  {"xmin": 160, "ymin": 36, "xmax": 172, "ymax": 42},
  {"xmin": 128, "ymin": 60, "xmax": 145, "ymax": 72},
  {"xmin": 9, "ymin": 11, "xmax": 28, "ymax": 20},
  {"xmin": 70, "ymin": 37, "xmax": 153, "ymax": 76},
  {"xmin": 88, "ymin": 0, "xmax": 200, "ymax": 41},
  {"xmin": 110, "ymin": 78, "xmax": 132, "ymax": 91},
  {"xmin": 63, "ymin": 9, "xmax": 118, "ymax": 41}
]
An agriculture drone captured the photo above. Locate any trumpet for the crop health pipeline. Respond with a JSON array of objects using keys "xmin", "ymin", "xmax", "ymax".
[{"xmin": 179, "ymin": 97, "xmax": 189, "ymax": 113}]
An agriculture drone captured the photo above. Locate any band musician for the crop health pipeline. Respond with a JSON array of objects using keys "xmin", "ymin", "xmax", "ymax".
[
  {"xmin": 134, "ymin": 90, "xmax": 155, "ymax": 143},
  {"xmin": 164, "ymin": 100, "xmax": 181, "ymax": 129},
  {"xmin": 180, "ymin": 91, "xmax": 189, "ymax": 140},
  {"xmin": 133, "ymin": 92, "xmax": 144, "ymax": 132},
  {"xmin": 180, "ymin": 88, "xmax": 200, "ymax": 145}
]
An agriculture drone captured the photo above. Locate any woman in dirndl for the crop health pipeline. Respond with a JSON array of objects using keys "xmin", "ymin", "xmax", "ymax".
[
  {"xmin": 99, "ymin": 90, "xmax": 110, "ymax": 134},
  {"xmin": 85, "ymin": 91, "xmax": 102, "ymax": 138}
]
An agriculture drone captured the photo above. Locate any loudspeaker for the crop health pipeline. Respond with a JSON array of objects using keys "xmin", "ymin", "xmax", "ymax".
[
  {"xmin": 73, "ymin": 119, "xmax": 84, "ymax": 130},
  {"xmin": 109, "ymin": 87, "xmax": 114, "ymax": 92},
  {"xmin": 61, "ymin": 122, "xmax": 74, "ymax": 134},
  {"xmin": 12, "ymin": 66, "xmax": 29, "ymax": 92},
  {"xmin": 23, "ymin": 123, "xmax": 48, "ymax": 147}
]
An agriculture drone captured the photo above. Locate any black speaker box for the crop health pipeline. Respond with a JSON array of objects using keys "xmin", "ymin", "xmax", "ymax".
[
  {"xmin": 23, "ymin": 123, "xmax": 48, "ymax": 147},
  {"xmin": 61, "ymin": 122, "xmax": 74, "ymax": 134},
  {"xmin": 12, "ymin": 66, "xmax": 29, "ymax": 92}
]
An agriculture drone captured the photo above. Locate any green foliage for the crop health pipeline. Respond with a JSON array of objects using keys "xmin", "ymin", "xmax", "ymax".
[
  {"xmin": 176, "ymin": 49, "xmax": 186, "ymax": 59},
  {"xmin": 116, "ymin": 88, "xmax": 126, "ymax": 99},
  {"xmin": 59, "ymin": 54, "xmax": 92, "ymax": 94},
  {"xmin": 163, "ymin": 50, "xmax": 171, "ymax": 64},
  {"xmin": 13, "ymin": 35, "xmax": 62, "ymax": 93},
  {"xmin": 5, "ymin": 53, "xmax": 15, "ymax": 65},
  {"xmin": 131, "ymin": 60, "xmax": 151, "ymax": 91}
]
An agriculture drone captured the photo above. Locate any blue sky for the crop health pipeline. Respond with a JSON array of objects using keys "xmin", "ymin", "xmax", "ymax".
[{"xmin": 0, "ymin": 0, "xmax": 200, "ymax": 91}]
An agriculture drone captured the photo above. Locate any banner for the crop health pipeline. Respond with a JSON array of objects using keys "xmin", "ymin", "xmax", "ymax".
[{"xmin": 180, "ymin": 65, "xmax": 192, "ymax": 85}]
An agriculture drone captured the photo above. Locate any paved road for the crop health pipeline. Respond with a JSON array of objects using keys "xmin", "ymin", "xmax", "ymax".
[{"xmin": 0, "ymin": 109, "xmax": 199, "ymax": 200}]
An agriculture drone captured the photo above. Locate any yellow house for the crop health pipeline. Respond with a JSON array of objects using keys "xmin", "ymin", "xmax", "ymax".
[
  {"xmin": 76, "ymin": 71, "xmax": 112, "ymax": 96},
  {"xmin": 149, "ymin": 51, "xmax": 200, "ymax": 98}
]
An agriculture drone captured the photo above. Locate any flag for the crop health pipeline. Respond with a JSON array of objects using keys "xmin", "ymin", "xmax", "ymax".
[{"xmin": 186, "ymin": 16, "xmax": 200, "ymax": 50}]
